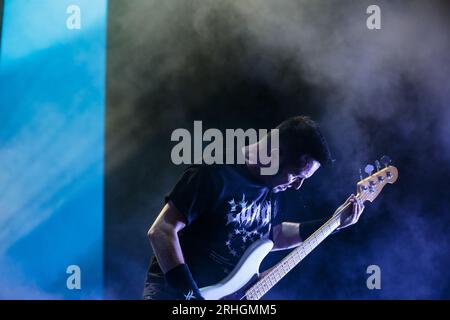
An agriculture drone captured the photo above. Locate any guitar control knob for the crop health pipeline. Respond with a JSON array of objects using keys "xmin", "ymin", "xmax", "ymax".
[{"xmin": 386, "ymin": 171, "xmax": 392, "ymax": 179}]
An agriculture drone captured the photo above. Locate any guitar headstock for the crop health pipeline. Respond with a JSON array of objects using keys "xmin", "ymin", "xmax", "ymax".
[{"xmin": 357, "ymin": 156, "xmax": 398, "ymax": 203}]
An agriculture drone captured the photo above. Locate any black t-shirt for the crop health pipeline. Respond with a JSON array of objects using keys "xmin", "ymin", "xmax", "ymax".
[{"xmin": 164, "ymin": 164, "xmax": 281, "ymax": 288}]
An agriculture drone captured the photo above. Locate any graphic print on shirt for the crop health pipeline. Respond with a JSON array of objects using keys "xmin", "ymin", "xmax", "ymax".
[{"xmin": 225, "ymin": 194, "xmax": 273, "ymax": 258}]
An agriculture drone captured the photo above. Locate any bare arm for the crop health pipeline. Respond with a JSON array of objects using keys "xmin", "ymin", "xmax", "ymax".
[
  {"xmin": 271, "ymin": 195, "xmax": 365, "ymax": 251},
  {"xmin": 271, "ymin": 222, "xmax": 302, "ymax": 251},
  {"xmin": 147, "ymin": 201, "xmax": 187, "ymax": 273}
]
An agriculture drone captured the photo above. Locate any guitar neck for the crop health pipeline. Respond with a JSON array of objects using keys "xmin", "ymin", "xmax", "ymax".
[
  {"xmin": 244, "ymin": 209, "xmax": 346, "ymax": 300},
  {"xmin": 242, "ymin": 164, "xmax": 398, "ymax": 300}
]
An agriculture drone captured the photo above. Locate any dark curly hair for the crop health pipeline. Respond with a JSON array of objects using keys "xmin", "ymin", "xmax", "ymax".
[{"xmin": 270, "ymin": 116, "xmax": 333, "ymax": 168}]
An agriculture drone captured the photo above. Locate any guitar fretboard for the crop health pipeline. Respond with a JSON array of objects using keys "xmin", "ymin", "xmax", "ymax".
[{"xmin": 244, "ymin": 212, "xmax": 343, "ymax": 300}]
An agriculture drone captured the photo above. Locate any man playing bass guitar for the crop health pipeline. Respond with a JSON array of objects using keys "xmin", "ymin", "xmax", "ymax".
[{"xmin": 143, "ymin": 116, "xmax": 364, "ymax": 300}]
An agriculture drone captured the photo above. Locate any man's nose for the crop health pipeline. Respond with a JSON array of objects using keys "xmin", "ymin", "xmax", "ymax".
[{"xmin": 294, "ymin": 178, "xmax": 304, "ymax": 190}]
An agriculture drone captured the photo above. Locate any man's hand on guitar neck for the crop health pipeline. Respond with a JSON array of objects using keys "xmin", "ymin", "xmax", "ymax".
[{"xmin": 336, "ymin": 194, "xmax": 365, "ymax": 231}]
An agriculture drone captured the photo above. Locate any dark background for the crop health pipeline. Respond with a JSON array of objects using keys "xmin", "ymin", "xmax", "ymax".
[{"xmin": 105, "ymin": 0, "xmax": 450, "ymax": 299}]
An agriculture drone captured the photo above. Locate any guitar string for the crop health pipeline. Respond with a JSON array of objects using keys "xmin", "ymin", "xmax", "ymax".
[{"xmin": 241, "ymin": 192, "xmax": 368, "ymax": 300}]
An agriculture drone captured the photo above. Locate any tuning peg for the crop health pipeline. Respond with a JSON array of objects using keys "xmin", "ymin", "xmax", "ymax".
[
  {"xmin": 380, "ymin": 155, "xmax": 392, "ymax": 167},
  {"xmin": 375, "ymin": 160, "xmax": 381, "ymax": 171},
  {"xmin": 364, "ymin": 164, "xmax": 375, "ymax": 176}
]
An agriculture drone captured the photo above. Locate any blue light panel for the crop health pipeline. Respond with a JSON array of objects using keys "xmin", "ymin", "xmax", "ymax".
[{"xmin": 0, "ymin": 0, "xmax": 107, "ymax": 299}]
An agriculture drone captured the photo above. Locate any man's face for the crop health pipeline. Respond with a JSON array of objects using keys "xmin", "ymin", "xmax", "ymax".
[{"xmin": 270, "ymin": 158, "xmax": 321, "ymax": 193}]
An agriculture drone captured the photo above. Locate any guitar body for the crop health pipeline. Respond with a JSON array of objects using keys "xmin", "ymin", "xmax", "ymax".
[{"xmin": 199, "ymin": 238, "xmax": 274, "ymax": 300}]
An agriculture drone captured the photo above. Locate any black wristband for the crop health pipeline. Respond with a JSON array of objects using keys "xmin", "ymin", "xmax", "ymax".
[
  {"xmin": 299, "ymin": 216, "xmax": 338, "ymax": 241},
  {"xmin": 164, "ymin": 264, "xmax": 204, "ymax": 300}
]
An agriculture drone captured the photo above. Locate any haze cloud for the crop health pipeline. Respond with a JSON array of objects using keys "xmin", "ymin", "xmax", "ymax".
[{"xmin": 106, "ymin": 0, "xmax": 450, "ymax": 299}]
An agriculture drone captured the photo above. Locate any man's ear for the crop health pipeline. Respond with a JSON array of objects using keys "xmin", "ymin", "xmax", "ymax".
[{"xmin": 298, "ymin": 155, "xmax": 312, "ymax": 170}]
